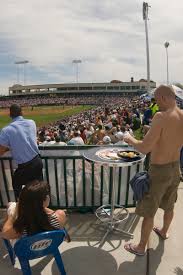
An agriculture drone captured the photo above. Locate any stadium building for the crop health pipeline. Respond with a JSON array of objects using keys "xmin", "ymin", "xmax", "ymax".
[{"xmin": 9, "ymin": 78, "xmax": 156, "ymax": 98}]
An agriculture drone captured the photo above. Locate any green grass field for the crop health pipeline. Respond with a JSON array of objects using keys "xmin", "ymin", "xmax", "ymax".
[{"xmin": 0, "ymin": 105, "xmax": 94, "ymax": 129}]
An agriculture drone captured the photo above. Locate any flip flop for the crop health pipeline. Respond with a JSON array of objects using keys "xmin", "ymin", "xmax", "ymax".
[
  {"xmin": 124, "ymin": 243, "xmax": 146, "ymax": 256},
  {"xmin": 153, "ymin": 227, "xmax": 169, "ymax": 240}
]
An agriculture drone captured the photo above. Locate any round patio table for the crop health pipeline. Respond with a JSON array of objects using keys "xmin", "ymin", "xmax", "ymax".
[{"xmin": 83, "ymin": 146, "xmax": 145, "ymax": 242}]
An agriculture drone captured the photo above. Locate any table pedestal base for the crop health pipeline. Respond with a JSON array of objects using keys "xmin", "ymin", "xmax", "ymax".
[{"xmin": 95, "ymin": 204, "xmax": 134, "ymax": 243}]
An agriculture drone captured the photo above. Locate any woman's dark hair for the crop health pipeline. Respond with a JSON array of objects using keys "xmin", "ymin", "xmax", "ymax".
[{"xmin": 13, "ymin": 180, "xmax": 55, "ymax": 235}]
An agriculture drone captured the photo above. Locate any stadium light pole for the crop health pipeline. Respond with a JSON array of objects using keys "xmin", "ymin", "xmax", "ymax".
[
  {"xmin": 143, "ymin": 2, "xmax": 151, "ymax": 93},
  {"xmin": 14, "ymin": 60, "xmax": 29, "ymax": 85},
  {"xmin": 72, "ymin": 59, "xmax": 82, "ymax": 84},
  {"xmin": 14, "ymin": 62, "xmax": 20, "ymax": 84},
  {"xmin": 164, "ymin": 41, "xmax": 170, "ymax": 85}
]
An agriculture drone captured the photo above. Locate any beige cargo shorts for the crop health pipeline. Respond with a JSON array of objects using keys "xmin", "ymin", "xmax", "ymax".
[{"xmin": 135, "ymin": 161, "xmax": 181, "ymax": 217}]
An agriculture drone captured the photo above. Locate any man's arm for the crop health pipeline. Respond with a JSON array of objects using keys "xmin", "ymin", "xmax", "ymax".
[
  {"xmin": 0, "ymin": 145, "xmax": 9, "ymax": 156},
  {"xmin": 0, "ymin": 128, "xmax": 10, "ymax": 155},
  {"xmin": 124, "ymin": 112, "xmax": 163, "ymax": 154}
]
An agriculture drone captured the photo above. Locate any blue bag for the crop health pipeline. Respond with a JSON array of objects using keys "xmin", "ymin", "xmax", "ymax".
[{"xmin": 129, "ymin": 171, "xmax": 150, "ymax": 202}]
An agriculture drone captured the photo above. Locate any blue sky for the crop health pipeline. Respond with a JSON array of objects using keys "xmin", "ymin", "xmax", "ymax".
[{"xmin": 0, "ymin": 0, "xmax": 183, "ymax": 94}]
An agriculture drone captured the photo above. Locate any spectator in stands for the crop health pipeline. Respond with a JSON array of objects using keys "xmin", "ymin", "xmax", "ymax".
[
  {"xmin": 1, "ymin": 180, "xmax": 69, "ymax": 241},
  {"xmin": 96, "ymin": 116, "xmax": 103, "ymax": 126},
  {"xmin": 133, "ymin": 107, "xmax": 140, "ymax": 119},
  {"xmin": 0, "ymin": 105, "xmax": 43, "ymax": 199},
  {"xmin": 131, "ymin": 114, "xmax": 141, "ymax": 131},
  {"xmin": 41, "ymin": 136, "xmax": 55, "ymax": 146},
  {"xmin": 124, "ymin": 110, "xmax": 132, "ymax": 125},
  {"xmin": 84, "ymin": 125, "xmax": 93, "ymax": 142},
  {"xmin": 53, "ymin": 136, "xmax": 67, "ymax": 146},
  {"xmin": 79, "ymin": 126, "xmax": 87, "ymax": 144},
  {"xmin": 108, "ymin": 121, "xmax": 118, "ymax": 138},
  {"xmin": 149, "ymin": 98, "xmax": 159, "ymax": 116},
  {"xmin": 142, "ymin": 106, "xmax": 152, "ymax": 125},
  {"xmin": 97, "ymin": 135, "xmax": 112, "ymax": 145},
  {"xmin": 125, "ymin": 124, "xmax": 134, "ymax": 136},
  {"xmin": 38, "ymin": 129, "xmax": 45, "ymax": 143},
  {"xmin": 40, "ymin": 135, "xmax": 67, "ymax": 146},
  {"xmin": 59, "ymin": 124, "xmax": 67, "ymax": 142},
  {"xmin": 92, "ymin": 124, "xmax": 105, "ymax": 144},
  {"xmin": 114, "ymin": 132, "xmax": 128, "ymax": 146},
  {"xmin": 68, "ymin": 130, "xmax": 84, "ymax": 145},
  {"xmin": 103, "ymin": 136, "xmax": 112, "ymax": 145}
]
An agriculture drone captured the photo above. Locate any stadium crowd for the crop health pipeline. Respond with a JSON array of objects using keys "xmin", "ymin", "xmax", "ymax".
[
  {"xmin": 37, "ymin": 95, "xmax": 157, "ymax": 146},
  {"xmin": 0, "ymin": 95, "xmax": 125, "ymax": 108}
]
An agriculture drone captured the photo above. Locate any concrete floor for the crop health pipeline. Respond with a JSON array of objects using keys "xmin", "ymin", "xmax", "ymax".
[{"xmin": 0, "ymin": 183, "xmax": 183, "ymax": 275}]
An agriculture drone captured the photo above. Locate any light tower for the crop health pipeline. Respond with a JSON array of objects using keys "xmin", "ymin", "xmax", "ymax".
[
  {"xmin": 72, "ymin": 59, "xmax": 82, "ymax": 84},
  {"xmin": 14, "ymin": 60, "xmax": 29, "ymax": 85},
  {"xmin": 164, "ymin": 41, "xmax": 170, "ymax": 85},
  {"xmin": 143, "ymin": 2, "xmax": 151, "ymax": 93}
]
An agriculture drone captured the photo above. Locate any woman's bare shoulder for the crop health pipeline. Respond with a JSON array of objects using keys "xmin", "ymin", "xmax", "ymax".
[{"xmin": 54, "ymin": 210, "xmax": 66, "ymax": 227}]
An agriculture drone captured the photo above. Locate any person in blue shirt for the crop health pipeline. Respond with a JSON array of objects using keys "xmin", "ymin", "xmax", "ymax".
[
  {"xmin": 0, "ymin": 104, "xmax": 43, "ymax": 199},
  {"xmin": 143, "ymin": 106, "xmax": 152, "ymax": 125}
]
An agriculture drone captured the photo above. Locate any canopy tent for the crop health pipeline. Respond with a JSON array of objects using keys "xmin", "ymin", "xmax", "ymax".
[
  {"xmin": 139, "ymin": 93, "xmax": 151, "ymax": 101},
  {"xmin": 139, "ymin": 94, "xmax": 147, "ymax": 98},
  {"xmin": 172, "ymin": 85, "xmax": 183, "ymax": 108},
  {"xmin": 147, "ymin": 88, "xmax": 156, "ymax": 98},
  {"xmin": 172, "ymin": 85, "xmax": 183, "ymax": 100},
  {"xmin": 146, "ymin": 85, "xmax": 183, "ymax": 100}
]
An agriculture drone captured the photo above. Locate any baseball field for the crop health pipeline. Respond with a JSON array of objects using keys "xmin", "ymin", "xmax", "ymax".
[{"xmin": 0, "ymin": 105, "xmax": 94, "ymax": 129}]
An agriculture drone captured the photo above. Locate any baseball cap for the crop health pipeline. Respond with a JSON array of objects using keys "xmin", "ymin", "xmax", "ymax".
[{"xmin": 103, "ymin": 136, "xmax": 111, "ymax": 144}]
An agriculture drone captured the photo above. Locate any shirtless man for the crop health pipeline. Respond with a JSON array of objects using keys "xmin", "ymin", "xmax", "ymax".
[{"xmin": 124, "ymin": 85, "xmax": 183, "ymax": 256}]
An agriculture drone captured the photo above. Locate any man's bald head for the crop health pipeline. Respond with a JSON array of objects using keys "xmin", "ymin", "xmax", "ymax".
[
  {"xmin": 154, "ymin": 85, "xmax": 175, "ymax": 99},
  {"xmin": 154, "ymin": 85, "xmax": 176, "ymax": 111}
]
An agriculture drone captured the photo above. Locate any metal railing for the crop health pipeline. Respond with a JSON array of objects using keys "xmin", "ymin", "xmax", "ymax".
[{"xmin": 0, "ymin": 146, "xmax": 144, "ymax": 210}]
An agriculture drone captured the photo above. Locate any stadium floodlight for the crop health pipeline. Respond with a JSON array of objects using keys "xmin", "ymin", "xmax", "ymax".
[
  {"xmin": 72, "ymin": 59, "xmax": 82, "ymax": 84},
  {"xmin": 164, "ymin": 42, "xmax": 170, "ymax": 85},
  {"xmin": 14, "ymin": 60, "xmax": 29, "ymax": 85},
  {"xmin": 143, "ymin": 2, "xmax": 151, "ymax": 93},
  {"xmin": 14, "ymin": 60, "xmax": 29, "ymax": 65}
]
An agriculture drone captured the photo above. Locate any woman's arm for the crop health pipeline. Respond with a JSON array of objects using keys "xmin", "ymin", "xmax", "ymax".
[{"xmin": 2, "ymin": 216, "xmax": 21, "ymax": 240}]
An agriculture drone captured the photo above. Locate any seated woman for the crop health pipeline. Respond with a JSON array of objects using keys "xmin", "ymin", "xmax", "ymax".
[{"xmin": 1, "ymin": 180, "xmax": 70, "ymax": 241}]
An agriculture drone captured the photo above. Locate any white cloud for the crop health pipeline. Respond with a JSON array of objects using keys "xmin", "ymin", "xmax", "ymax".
[{"xmin": 0, "ymin": 0, "xmax": 183, "ymax": 94}]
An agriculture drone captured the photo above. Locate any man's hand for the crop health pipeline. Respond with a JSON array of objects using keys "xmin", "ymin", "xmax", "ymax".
[
  {"xmin": 0, "ymin": 145, "xmax": 9, "ymax": 156},
  {"xmin": 124, "ymin": 112, "xmax": 163, "ymax": 155},
  {"xmin": 124, "ymin": 134, "xmax": 136, "ymax": 146}
]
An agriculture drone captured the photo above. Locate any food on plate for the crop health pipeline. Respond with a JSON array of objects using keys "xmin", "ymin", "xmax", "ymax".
[
  {"xmin": 118, "ymin": 151, "xmax": 139, "ymax": 159},
  {"xmin": 97, "ymin": 149, "xmax": 140, "ymax": 161},
  {"xmin": 98, "ymin": 150, "xmax": 119, "ymax": 160},
  {"xmin": 106, "ymin": 152, "xmax": 119, "ymax": 160}
]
